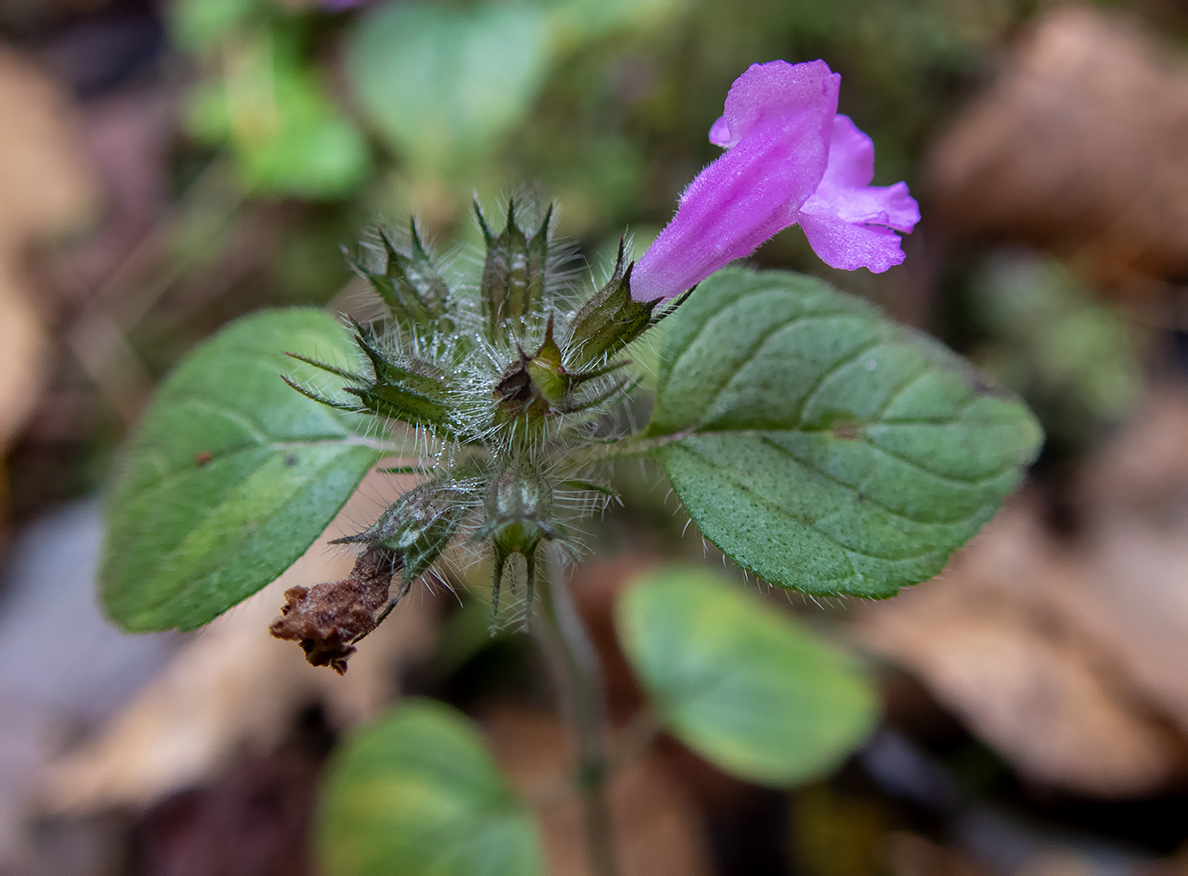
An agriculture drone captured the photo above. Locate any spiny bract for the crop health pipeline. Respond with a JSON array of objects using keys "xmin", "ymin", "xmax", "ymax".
[{"xmin": 278, "ymin": 197, "xmax": 679, "ymax": 664}]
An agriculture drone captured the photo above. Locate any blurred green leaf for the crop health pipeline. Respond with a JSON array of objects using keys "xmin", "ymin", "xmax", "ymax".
[
  {"xmin": 100, "ymin": 308, "xmax": 382, "ymax": 632},
  {"xmin": 187, "ymin": 27, "xmax": 371, "ymax": 199},
  {"xmin": 616, "ymin": 565, "xmax": 878, "ymax": 786},
  {"xmin": 169, "ymin": 0, "xmax": 260, "ymax": 51},
  {"xmin": 318, "ymin": 700, "xmax": 543, "ymax": 876},
  {"xmin": 543, "ymin": 0, "xmax": 691, "ymax": 49},
  {"xmin": 970, "ymin": 254, "xmax": 1141, "ymax": 458},
  {"xmin": 645, "ymin": 267, "xmax": 1042, "ymax": 598},
  {"xmin": 345, "ymin": 3, "xmax": 551, "ymax": 173}
]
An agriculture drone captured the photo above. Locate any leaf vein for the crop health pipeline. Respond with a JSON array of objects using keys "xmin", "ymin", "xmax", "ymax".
[
  {"xmin": 672, "ymin": 440, "xmax": 995, "ymax": 565},
  {"xmin": 139, "ymin": 451, "xmax": 350, "ymax": 622},
  {"xmin": 694, "ymin": 320, "xmax": 802, "ymax": 423},
  {"xmin": 790, "ymin": 336, "xmax": 886, "ymax": 426},
  {"xmin": 753, "ymin": 434, "xmax": 960, "ymax": 525},
  {"xmin": 661, "ymin": 299, "xmax": 860, "ymax": 400},
  {"xmin": 869, "ymin": 360, "xmax": 931, "ymax": 420},
  {"xmin": 856, "ymin": 435, "xmax": 1017, "ymax": 488}
]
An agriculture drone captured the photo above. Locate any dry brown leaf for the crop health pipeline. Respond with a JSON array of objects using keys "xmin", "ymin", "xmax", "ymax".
[
  {"xmin": 0, "ymin": 48, "xmax": 98, "ymax": 452},
  {"xmin": 482, "ymin": 707, "xmax": 713, "ymax": 876},
  {"xmin": 34, "ymin": 470, "xmax": 440, "ymax": 815},
  {"xmin": 926, "ymin": 7, "xmax": 1188, "ymax": 281},
  {"xmin": 856, "ymin": 498, "xmax": 1188, "ymax": 797},
  {"xmin": 857, "ymin": 388, "xmax": 1188, "ymax": 797},
  {"xmin": 1075, "ymin": 389, "xmax": 1188, "ymax": 512},
  {"xmin": 885, "ymin": 832, "xmax": 993, "ymax": 876},
  {"xmin": 0, "ymin": 49, "xmax": 98, "ymax": 244},
  {"xmin": 0, "ymin": 259, "xmax": 49, "ymax": 454},
  {"xmin": 1053, "ymin": 390, "xmax": 1188, "ymax": 738}
]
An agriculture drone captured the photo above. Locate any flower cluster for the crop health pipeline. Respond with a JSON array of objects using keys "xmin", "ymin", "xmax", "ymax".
[
  {"xmin": 273, "ymin": 58, "xmax": 920, "ymax": 671},
  {"xmin": 633, "ymin": 59, "xmax": 920, "ymax": 302}
]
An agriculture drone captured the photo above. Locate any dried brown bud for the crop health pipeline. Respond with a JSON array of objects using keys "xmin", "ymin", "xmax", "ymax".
[{"xmin": 268, "ymin": 548, "xmax": 401, "ymax": 674}]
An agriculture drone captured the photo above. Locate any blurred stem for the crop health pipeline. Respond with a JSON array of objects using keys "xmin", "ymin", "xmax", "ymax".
[
  {"xmin": 535, "ymin": 545, "xmax": 619, "ymax": 876},
  {"xmin": 67, "ymin": 160, "xmax": 247, "ymax": 425}
]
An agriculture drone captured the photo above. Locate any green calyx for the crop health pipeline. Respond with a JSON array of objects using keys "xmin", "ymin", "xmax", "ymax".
[
  {"xmin": 491, "ymin": 313, "xmax": 632, "ymax": 429},
  {"xmin": 277, "ymin": 196, "xmax": 674, "ymax": 647},
  {"xmin": 346, "ymin": 219, "xmax": 452, "ymax": 335},
  {"xmin": 333, "ymin": 478, "xmax": 478, "ymax": 583},
  {"xmin": 563, "ymin": 239, "xmax": 678, "ymax": 371},
  {"xmin": 285, "ymin": 320, "xmax": 457, "ymax": 436},
  {"xmin": 476, "ymin": 198, "xmax": 552, "ymax": 339},
  {"xmin": 476, "ymin": 462, "xmax": 563, "ymax": 629},
  {"xmin": 292, "ymin": 200, "xmax": 680, "ymax": 447}
]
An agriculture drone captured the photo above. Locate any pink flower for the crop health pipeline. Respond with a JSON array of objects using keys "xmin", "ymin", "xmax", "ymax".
[{"xmin": 632, "ymin": 60, "xmax": 920, "ymax": 302}]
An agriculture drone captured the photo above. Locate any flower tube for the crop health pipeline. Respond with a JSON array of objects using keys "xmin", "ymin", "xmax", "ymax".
[{"xmin": 632, "ymin": 60, "xmax": 920, "ymax": 302}]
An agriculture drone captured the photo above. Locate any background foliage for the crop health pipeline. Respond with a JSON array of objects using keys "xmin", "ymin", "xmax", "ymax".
[{"xmin": 2, "ymin": 0, "xmax": 1188, "ymax": 874}]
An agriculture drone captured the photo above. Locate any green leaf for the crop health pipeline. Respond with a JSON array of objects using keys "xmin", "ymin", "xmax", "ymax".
[
  {"xmin": 543, "ymin": 0, "xmax": 691, "ymax": 50},
  {"xmin": 616, "ymin": 566, "xmax": 878, "ymax": 787},
  {"xmin": 168, "ymin": 0, "xmax": 258, "ymax": 51},
  {"xmin": 100, "ymin": 308, "xmax": 383, "ymax": 632},
  {"xmin": 645, "ymin": 268, "xmax": 1042, "ymax": 598},
  {"xmin": 317, "ymin": 700, "xmax": 543, "ymax": 876},
  {"xmin": 186, "ymin": 27, "xmax": 371, "ymax": 199},
  {"xmin": 970, "ymin": 253, "xmax": 1140, "ymax": 458},
  {"xmin": 345, "ymin": 3, "xmax": 550, "ymax": 173}
]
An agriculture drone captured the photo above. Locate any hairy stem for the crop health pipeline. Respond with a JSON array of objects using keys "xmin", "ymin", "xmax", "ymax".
[
  {"xmin": 535, "ymin": 545, "xmax": 619, "ymax": 876},
  {"xmin": 567, "ymin": 428, "xmax": 696, "ymax": 466}
]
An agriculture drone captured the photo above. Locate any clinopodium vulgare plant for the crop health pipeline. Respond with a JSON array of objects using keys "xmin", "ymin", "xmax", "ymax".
[{"xmin": 98, "ymin": 60, "xmax": 1041, "ymax": 876}]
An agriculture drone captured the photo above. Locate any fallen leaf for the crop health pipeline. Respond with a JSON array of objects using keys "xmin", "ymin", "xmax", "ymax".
[
  {"xmin": 0, "ymin": 49, "xmax": 98, "ymax": 244},
  {"xmin": 0, "ymin": 48, "xmax": 98, "ymax": 452},
  {"xmin": 860, "ymin": 489, "xmax": 1188, "ymax": 793},
  {"xmin": 926, "ymin": 7, "xmax": 1188, "ymax": 282}
]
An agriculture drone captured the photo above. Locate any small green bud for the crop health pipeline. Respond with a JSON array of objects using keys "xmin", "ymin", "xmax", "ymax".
[
  {"xmin": 476, "ymin": 198, "xmax": 552, "ymax": 339},
  {"xmin": 562, "ymin": 240, "xmax": 669, "ymax": 371},
  {"xmin": 492, "ymin": 353, "xmax": 552, "ymax": 425},
  {"xmin": 491, "ymin": 313, "xmax": 634, "ymax": 430},
  {"xmin": 478, "ymin": 462, "xmax": 562, "ymax": 628},
  {"xmin": 524, "ymin": 314, "xmax": 567, "ymax": 404},
  {"xmin": 343, "ymin": 325, "xmax": 457, "ymax": 434},
  {"xmin": 483, "ymin": 463, "xmax": 560, "ymax": 544},
  {"xmin": 491, "ymin": 315, "xmax": 567, "ymax": 426},
  {"xmin": 334, "ymin": 479, "xmax": 475, "ymax": 582},
  {"xmin": 283, "ymin": 321, "xmax": 457, "ymax": 434},
  {"xmin": 347, "ymin": 220, "xmax": 452, "ymax": 333}
]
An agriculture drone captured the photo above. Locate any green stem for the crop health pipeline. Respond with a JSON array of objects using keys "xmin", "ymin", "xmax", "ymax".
[
  {"xmin": 535, "ymin": 544, "xmax": 619, "ymax": 876},
  {"xmin": 567, "ymin": 428, "xmax": 697, "ymax": 466}
]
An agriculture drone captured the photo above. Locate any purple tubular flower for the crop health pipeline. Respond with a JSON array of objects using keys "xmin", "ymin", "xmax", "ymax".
[
  {"xmin": 632, "ymin": 60, "xmax": 920, "ymax": 302},
  {"xmin": 797, "ymin": 115, "xmax": 921, "ymax": 272}
]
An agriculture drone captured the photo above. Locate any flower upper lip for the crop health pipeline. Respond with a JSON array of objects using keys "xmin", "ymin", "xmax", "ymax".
[{"xmin": 632, "ymin": 59, "xmax": 920, "ymax": 302}]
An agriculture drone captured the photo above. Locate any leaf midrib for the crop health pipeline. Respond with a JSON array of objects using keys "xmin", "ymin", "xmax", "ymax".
[{"xmin": 637, "ymin": 420, "xmax": 1022, "ymax": 490}]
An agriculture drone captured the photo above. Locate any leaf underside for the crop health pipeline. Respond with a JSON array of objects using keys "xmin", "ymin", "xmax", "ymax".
[
  {"xmin": 616, "ymin": 566, "xmax": 878, "ymax": 787},
  {"xmin": 100, "ymin": 308, "xmax": 382, "ymax": 632},
  {"xmin": 647, "ymin": 268, "xmax": 1043, "ymax": 598},
  {"xmin": 317, "ymin": 700, "xmax": 543, "ymax": 876}
]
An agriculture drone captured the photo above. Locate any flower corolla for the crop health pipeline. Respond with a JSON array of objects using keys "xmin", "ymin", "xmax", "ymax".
[{"xmin": 632, "ymin": 60, "xmax": 920, "ymax": 302}]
